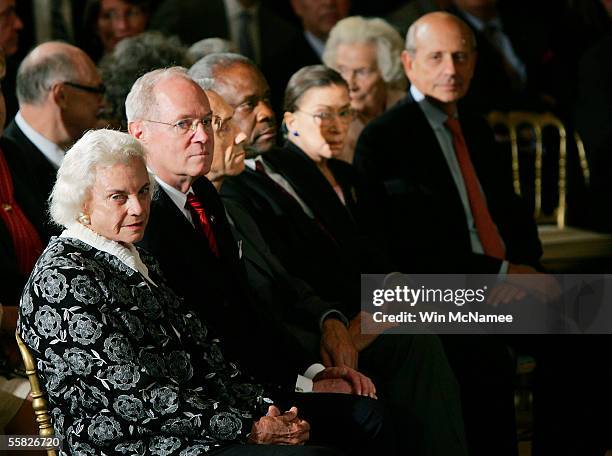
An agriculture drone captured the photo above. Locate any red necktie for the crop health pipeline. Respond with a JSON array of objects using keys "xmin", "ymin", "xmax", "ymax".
[
  {"xmin": 0, "ymin": 148, "xmax": 44, "ymax": 275},
  {"xmin": 185, "ymin": 192, "xmax": 220, "ymax": 257},
  {"xmin": 446, "ymin": 118, "xmax": 506, "ymax": 260}
]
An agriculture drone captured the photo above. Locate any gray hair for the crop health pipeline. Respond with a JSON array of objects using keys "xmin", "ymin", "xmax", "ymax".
[
  {"xmin": 50, "ymin": 129, "xmax": 156, "ymax": 227},
  {"xmin": 16, "ymin": 47, "xmax": 79, "ymax": 105},
  {"xmin": 405, "ymin": 12, "xmax": 476, "ymax": 55},
  {"xmin": 125, "ymin": 66, "xmax": 191, "ymax": 122},
  {"xmin": 100, "ymin": 31, "xmax": 190, "ymax": 128},
  {"xmin": 323, "ymin": 16, "xmax": 406, "ymax": 90},
  {"xmin": 188, "ymin": 52, "xmax": 255, "ymax": 92},
  {"xmin": 187, "ymin": 38, "xmax": 238, "ymax": 63}
]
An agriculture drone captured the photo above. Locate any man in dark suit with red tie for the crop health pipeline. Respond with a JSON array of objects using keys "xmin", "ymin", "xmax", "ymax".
[
  {"xmin": 354, "ymin": 12, "xmax": 543, "ymax": 456},
  {"xmin": 126, "ymin": 67, "xmax": 413, "ymax": 456}
]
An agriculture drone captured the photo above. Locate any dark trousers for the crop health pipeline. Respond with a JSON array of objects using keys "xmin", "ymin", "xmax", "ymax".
[
  {"xmin": 440, "ymin": 334, "xmax": 519, "ymax": 456},
  {"xmin": 360, "ymin": 333, "xmax": 469, "ymax": 456},
  {"xmin": 286, "ymin": 330, "xmax": 469, "ymax": 456},
  {"xmin": 513, "ymin": 335, "xmax": 612, "ymax": 456}
]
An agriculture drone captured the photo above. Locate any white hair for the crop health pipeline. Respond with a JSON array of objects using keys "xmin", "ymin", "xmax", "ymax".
[
  {"xmin": 323, "ymin": 16, "xmax": 407, "ymax": 90},
  {"xmin": 125, "ymin": 66, "xmax": 192, "ymax": 122},
  {"xmin": 49, "ymin": 129, "xmax": 156, "ymax": 227},
  {"xmin": 187, "ymin": 38, "xmax": 237, "ymax": 63}
]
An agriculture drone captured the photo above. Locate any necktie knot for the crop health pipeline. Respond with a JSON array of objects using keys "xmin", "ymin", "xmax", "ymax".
[
  {"xmin": 186, "ymin": 192, "xmax": 202, "ymax": 211},
  {"xmin": 445, "ymin": 117, "xmax": 462, "ymax": 136}
]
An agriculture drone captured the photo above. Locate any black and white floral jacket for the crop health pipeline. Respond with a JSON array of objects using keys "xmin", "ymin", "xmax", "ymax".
[{"xmin": 18, "ymin": 234, "xmax": 274, "ymax": 456}]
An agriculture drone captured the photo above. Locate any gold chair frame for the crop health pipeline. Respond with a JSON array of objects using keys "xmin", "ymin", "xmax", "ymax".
[
  {"xmin": 487, "ymin": 111, "xmax": 612, "ymax": 271},
  {"xmin": 487, "ymin": 111, "xmax": 591, "ymax": 229},
  {"xmin": 15, "ymin": 332, "xmax": 57, "ymax": 456}
]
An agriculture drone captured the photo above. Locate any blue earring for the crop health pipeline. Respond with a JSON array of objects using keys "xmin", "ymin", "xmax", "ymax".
[{"xmin": 292, "ymin": 131, "xmax": 299, "ymax": 137}]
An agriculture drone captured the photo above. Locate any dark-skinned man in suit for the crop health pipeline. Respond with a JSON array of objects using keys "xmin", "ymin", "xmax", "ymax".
[
  {"xmin": 126, "ymin": 67, "xmax": 404, "ymax": 455},
  {"xmin": 202, "ymin": 86, "xmax": 469, "ymax": 456}
]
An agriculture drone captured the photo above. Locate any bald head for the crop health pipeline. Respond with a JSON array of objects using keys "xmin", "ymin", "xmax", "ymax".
[
  {"xmin": 17, "ymin": 41, "xmax": 99, "ymax": 106},
  {"xmin": 406, "ymin": 12, "xmax": 475, "ymax": 56},
  {"xmin": 401, "ymin": 12, "xmax": 476, "ymax": 113},
  {"xmin": 16, "ymin": 41, "xmax": 104, "ymax": 147}
]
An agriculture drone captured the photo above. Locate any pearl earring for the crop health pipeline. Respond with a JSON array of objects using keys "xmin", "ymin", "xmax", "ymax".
[{"xmin": 78, "ymin": 213, "xmax": 91, "ymax": 225}]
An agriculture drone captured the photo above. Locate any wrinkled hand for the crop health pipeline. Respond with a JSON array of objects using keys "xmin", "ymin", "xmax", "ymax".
[
  {"xmin": 320, "ymin": 318, "xmax": 358, "ymax": 369},
  {"xmin": 488, "ymin": 264, "xmax": 561, "ymax": 306},
  {"xmin": 313, "ymin": 366, "xmax": 377, "ymax": 399},
  {"xmin": 249, "ymin": 406, "xmax": 310, "ymax": 445}
]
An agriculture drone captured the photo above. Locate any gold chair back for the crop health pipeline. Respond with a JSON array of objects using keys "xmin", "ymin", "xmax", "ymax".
[
  {"xmin": 15, "ymin": 332, "xmax": 57, "ymax": 456},
  {"xmin": 487, "ymin": 111, "xmax": 591, "ymax": 230}
]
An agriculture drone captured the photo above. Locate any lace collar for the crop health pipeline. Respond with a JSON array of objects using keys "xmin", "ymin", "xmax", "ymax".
[{"xmin": 61, "ymin": 222, "xmax": 157, "ymax": 286}]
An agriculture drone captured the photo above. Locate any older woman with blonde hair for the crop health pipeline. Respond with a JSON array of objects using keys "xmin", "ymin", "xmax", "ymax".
[{"xmin": 323, "ymin": 16, "xmax": 406, "ymax": 162}]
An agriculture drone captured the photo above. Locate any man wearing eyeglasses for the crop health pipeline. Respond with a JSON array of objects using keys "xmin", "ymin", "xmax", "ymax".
[
  {"xmin": 2, "ymin": 41, "xmax": 104, "ymax": 242},
  {"xmin": 127, "ymin": 66, "xmax": 401, "ymax": 455}
]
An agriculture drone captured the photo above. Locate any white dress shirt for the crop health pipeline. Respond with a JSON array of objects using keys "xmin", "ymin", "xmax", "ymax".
[{"xmin": 15, "ymin": 112, "xmax": 66, "ymax": 170}]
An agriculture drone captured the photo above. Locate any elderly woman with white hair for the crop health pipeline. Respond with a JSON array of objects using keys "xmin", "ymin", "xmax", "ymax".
[
  {"xmin": 16, "ymin": 129, "xmax": 322, "ymax": 455},
  {"xmin": 323, "ymin": 16, "xmax": 407, "ymax": 162}
]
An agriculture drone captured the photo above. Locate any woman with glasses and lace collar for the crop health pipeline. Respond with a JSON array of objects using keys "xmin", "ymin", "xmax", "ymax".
[{"xmin": 16, "ymin": 129, "xmax": 321, "ymax": 455}]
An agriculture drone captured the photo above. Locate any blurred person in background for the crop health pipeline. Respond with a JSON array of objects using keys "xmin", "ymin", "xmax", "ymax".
[
  {"xmin": 80, "ymin": 0, "xmax": 152, "ymax": 62},
  {"xmin": 3, "ymin": 41, "xmax": 104, "ymax": 243},
  {"xmin": 323, "ymin": 16, "xmax": 406, "ymax": 162},
  {"xmin": 187, "ymin": 37, "xmax": 237, "ymax": 63},
  {"xmin": 99, "ymin": 31, "xmax": 190, "ymax": 129}
]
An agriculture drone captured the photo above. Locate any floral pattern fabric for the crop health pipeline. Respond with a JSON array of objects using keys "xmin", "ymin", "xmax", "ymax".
[{"xmin": 18, "ymin": 236, "xmax": 274, "ymax": 455}]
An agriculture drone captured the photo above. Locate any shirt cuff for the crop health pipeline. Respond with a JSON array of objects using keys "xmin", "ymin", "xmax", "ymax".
[
  {"xmin": 319, "ymin": 310, "xmax": 349, "ymax": 331},
  {"xmin": 295, "ymin": 363, "xmax": 326, "ymax": 392},
  {"xmin": 498, "ymin": 260, "xmax": 509, "ymax": 276}
]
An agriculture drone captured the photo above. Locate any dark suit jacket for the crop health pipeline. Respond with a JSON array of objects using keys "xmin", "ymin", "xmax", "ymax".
[
  {"xmin": 149, "ymin": 0, "xmax": 312, "ymax": 116},
  {"xmin": 263, "ymin": 142, "xmax": 394, "ymax": 275},
  {"xmin": 221, "ymin": 161, "xmax": 360, "ymax": 308},
  {"xmin": 224, "ymin": 197, "xmax": 346, "ymax": 334},
  {"xmin": 3, "ymin": 120, "xmax": 59, "ymax": 243},
  {"xmin": 354, "ymin": 95, "xmax": 542, "ymax": 273},
  {"xmin": 450, "ymin": 5, "xmax": 547, "ymax": 114},
  {"xmin": 138, "ymin": 176, "xmax": 316, "ymax": 388},
  {"xmin": 574, "ymin": 31, "xmax": 612, "ymax": 231}
]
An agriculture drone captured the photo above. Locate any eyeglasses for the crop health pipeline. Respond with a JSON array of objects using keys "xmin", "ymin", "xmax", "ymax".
[
  {"xmin": 63, "ymin": 81, "xmax": 106, "ymax": 95},
  {"xmin": 143, "ymin": 116, "xmax": 213, "ymax": 136},
  {"xmin": 296, "ymin": 108, "xmax": 353, "ymax": 127}
]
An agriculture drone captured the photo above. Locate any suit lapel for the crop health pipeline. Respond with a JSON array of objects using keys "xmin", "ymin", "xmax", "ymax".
[
  {"xmin": 263, "ymin": 145, "xmax": 354, "ymax": 243},
  {"xmin": 224, "ymin": 199, "xmax": 277, "ymax": 277}
]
